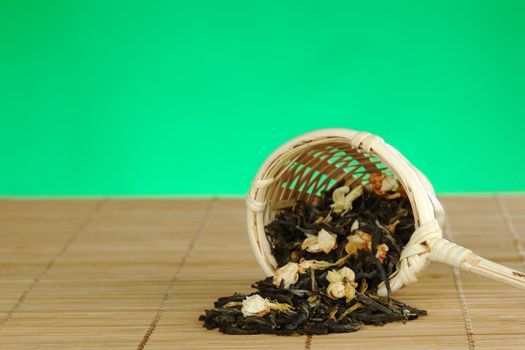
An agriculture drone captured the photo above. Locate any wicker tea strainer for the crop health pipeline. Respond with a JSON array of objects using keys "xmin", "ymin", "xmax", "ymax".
[{"xmin": 246, "ymin": 128, "xmax": 525, "ymax": 296}]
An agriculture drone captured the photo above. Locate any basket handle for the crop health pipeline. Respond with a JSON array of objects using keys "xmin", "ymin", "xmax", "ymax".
[
  {"xmin": 462, "ymin": 255, "xmax": 525, "ymax": 290},
  {"xmin": 429, "ymin": 237, "xmax": 525, "ymax": 290}
]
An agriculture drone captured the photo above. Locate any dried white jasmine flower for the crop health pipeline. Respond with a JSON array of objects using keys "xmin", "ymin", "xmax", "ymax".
[
  {"xmin": 297, "ymin": 255, "xmax": 351, "ymax": 273},
  {"xmin": 326, "ymin": 268, "xmax": 356, "ymax": 284},
  {"xmin": 326, "ymin": 269, "xmax": 343, "ymax": 284},
  {"xmin": 366, "ymin": 173, "xmax": 401, "ymax": 199},
  {"xmin": 241, "ymin": 294, "xmax": 271, "ymax": 317},
  {"xmin": 327, "ymin": 280, "xmax": 346, "ymax": 299},
  {"xmin": 380, "ymin": 175, "xmax": 398, "ymax": 193},
  {"xmin": 241, "ymin": 294, "xmax": 293, "ymax": 317},
  {"xmin": 344, "ymin": 230, "xmax": 372, "ymax": 255},
  {"xmin": 375, "ymin": 243, "xmax": 389, "ymax": 263},
  {"xmin": 337, "ymin": 266, "xmax": 356, "ymax": 281},
  {"xmin": 272, "ymin": 262, "xmax": 299, "ymax": 288},
  {"xmin": 301, "ymin": 229, "xmax": 337, "ymax": 254},
  {"xmin": 331, "ymin": 185, "xmax": 364, "ymax": 214},
  {"xmin": 326, "ymin": 267, "xmax": 358, "ymax": 303}
]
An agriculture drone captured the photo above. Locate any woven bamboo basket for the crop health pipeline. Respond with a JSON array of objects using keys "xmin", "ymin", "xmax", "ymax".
[{"xmin": 246, "ymin": 128, "xmax": 525, "ymax": 296}]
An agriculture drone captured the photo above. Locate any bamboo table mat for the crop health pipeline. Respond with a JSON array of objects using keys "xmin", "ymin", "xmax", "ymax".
[{"xmin": 0, "ymin": 196, "xmax": 524, "ymax": 349}]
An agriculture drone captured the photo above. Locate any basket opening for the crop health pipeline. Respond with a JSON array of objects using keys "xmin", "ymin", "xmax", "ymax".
[{"xmin": 255, "ymin": 137, "xmax": 415, "ymax": 270}]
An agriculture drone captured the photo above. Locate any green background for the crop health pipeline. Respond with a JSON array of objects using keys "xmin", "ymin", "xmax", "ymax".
[{"xmin": 1, "ymin": 1, "xmax": 524, "ymax": 196}]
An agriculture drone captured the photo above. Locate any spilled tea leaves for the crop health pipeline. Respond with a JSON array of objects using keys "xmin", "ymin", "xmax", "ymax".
[{"xmin": 199, "ymin": 177, "xmax": 427, "ymax": 335}]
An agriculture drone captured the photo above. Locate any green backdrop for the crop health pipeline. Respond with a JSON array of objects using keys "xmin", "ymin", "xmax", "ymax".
[{"xmin": 1, "ymin": 1, "xmax": 524, "ymax": 196}]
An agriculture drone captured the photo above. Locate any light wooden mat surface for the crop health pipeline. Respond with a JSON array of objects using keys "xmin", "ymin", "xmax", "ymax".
[{"xmin": 0, "ymin": 196, "xmax": 524, "ymax": 349}]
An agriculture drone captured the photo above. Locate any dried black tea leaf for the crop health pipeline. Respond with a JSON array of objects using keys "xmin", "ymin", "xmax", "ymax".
[{"xmin": 200, "ymin": 176, "xmax": 426, "ymax": 335}]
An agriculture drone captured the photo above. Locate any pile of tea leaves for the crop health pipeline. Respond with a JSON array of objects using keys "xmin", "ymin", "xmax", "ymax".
[{"xmin": 199, "ymin": 174, "xmax": 426, "ymax": 335}]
